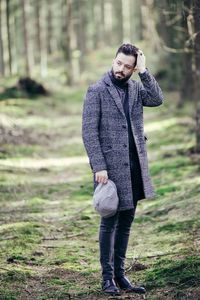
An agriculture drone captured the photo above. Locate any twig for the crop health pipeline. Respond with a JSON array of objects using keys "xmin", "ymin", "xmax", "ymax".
[
  {"xmin": 42, "ymin": 237, "xmax": 65, "ymax": 241},
  {"xmin": 0, "ymin": 267, "xmax": 10, "ymax": 272},
  {"xmin": 126, "ymin": 251, "xmax": 181, "ymax": 272},
  {"xmin": 59, "ymin": 205, "xmax": 90, "ymax": 221},
  {"xmin": 0, "ymin": 236, "xmax": 17, "ymax": 241},
  {"xmin": 40, "ymin": 245, "xmax": 63, "ymax": 248},
  {"xmin": 128, "ymin": 251, "xmax": 180, "ymax": 260},
  {"xmin": 66, "ymin": 232, "xmax": 84, "ymax": 238}
]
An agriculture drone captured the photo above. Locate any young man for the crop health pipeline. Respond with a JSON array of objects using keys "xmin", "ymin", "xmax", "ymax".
[{"xmin": 82, "ymin": 44, "xmax": 164, "ymax": 295}]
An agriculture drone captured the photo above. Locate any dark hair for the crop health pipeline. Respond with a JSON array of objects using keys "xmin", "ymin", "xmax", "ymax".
[{"xmin": 115, "ymin": 43, "xmax": 139, "ymax": 68}]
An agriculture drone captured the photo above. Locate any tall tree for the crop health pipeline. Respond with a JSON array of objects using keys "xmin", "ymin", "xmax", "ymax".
[
  {"xmin": 6, "ymin": 0, "xmax": 12, "ymax": 74},
  {"xmin": 62, "ymin": 0, "xmax": 73, "ymax": 85},
  {"xmin": 100, "ymin": 0, "xmax": 105, "ymax": 47},
  {"xmin": 47, "ymin": 0, "xmax": 53, "ymax": 55},
  {"xmin": 35, "ymin": 0, "xmax": 47, "ymax": 77},
  {"xmin": 112, "ymin": 0, "xmax": 123, "ymax": 44},
  {"xmin": 74, "ymin": 0, "xmax": 87, "ymax": 73},
  {"xmin": 0, "ymin": 0, "xmax": 5, "ymax": 76},
  {"xmin": 129, "ymin": 0, "xmax": 143, "ymax": 42},
  {"xmin": 193, "ymin": 0, "xmax": 200, "ymax": 150},
  {"xmin": 21, "ymin": 0, "xmax": 31, "ymax": 75},
  {"xmin": 179, "ymin": 0, "xmax": 194, "ymax": 105}
]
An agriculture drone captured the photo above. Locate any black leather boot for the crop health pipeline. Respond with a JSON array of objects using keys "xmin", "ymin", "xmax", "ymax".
[
  {"xmin": 102, "ymin": 279, "xmax": 121, "ymax": 295},
  {"xmin": 115, "ymin": 276, "xmax": 146, "ymax": 294}
]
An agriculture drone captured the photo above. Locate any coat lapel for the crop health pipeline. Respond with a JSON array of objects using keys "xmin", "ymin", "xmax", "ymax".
[
  {"xmin": 102, "ymin": 72, "xmax": 125, "ymax": 117},
  {"xmin": 102, "ymin": 72, "xmax": 137, "ymax": 118},
  {"xmin": 127, "ymin": 79, "xmax": 137, "ymax": 116}
]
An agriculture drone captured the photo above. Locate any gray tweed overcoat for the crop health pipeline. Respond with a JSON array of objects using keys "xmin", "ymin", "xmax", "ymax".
[{"xmin": 82, "ymin": 68, "xmax": 164, "ymax": 210}]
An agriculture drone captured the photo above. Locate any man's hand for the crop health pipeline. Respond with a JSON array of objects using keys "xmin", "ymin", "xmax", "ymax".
[
  {"xmin": 136, "ymin": 49, "xmax": 146, "ymax": 74},
  {"xmin": 95, "ymin": 170, "xmax": 108, "ymax": 184}
]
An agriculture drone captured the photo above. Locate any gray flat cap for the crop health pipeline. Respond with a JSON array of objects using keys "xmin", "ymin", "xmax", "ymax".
[{"xmin": 92, "ymin": 179, "xmax": 119, "ymax": 218}]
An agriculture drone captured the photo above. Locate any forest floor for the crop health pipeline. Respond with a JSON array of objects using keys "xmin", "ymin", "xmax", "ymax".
[{"xmin": 0, "ymin": 73, "xmax": 200, "ymax": 300}]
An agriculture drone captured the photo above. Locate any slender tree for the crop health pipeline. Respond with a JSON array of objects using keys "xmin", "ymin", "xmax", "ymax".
[
  {"xmin": 112, "ymin": 0, "xmax": 123, "ymax": 44},
  {"xmin": 193, "ymin": 0, "xmax": 200, "ymax": 150},
  {"xmin": 0, "ymin": 0, "xmax": 5, "ymax": 76},
  {"xmin": 21, "ymin": 0, "xmax": 31, "ymax": 75},
  {"xmin": 47, "ymin": 0, "xmax": 53, "ymax": 55},
  {"xmin": 6, "ymin": 0, "xmax": 12, "ymax": 74},
  {"xmin": 62, "ymin": 0, "xmax": 73, "ymax": 85},
  {"xmin": 179, "ymin": 0, "xmax": 194, "ymax": 105}
]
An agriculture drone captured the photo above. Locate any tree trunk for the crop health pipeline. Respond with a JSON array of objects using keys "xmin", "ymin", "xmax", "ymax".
[
  {"xmin": 193, "ymin": 0, "xmax": 200, "ymax": 150},
  {"xmin": 179, "ymin": 0, "xmax": 194, "ymax": 106},
  {"xmin": 129, "ymin": 0, "xmax": 143, "ymax": 42},
  {"xmin": 47, "ymin": 0, "xmax": 53, "ymax": 55},
  {"xmin": 100, "ymin": 0, "xmax": 105, "ymax": 47},
  {"xmin": 74, "ymin": 0, "xmax": 87, "ymax": 74},
  {"xmin": 6, "ymin": 0, "xmax": 12, "ymax": 74},
  {"xmin": 21, "ymin": 0, "xmax": 31, "ymax": 76},
  {"xmin": 35, "ymin": 0, "xmax": 41, "ymax": 64},
  {"xmin": 35, "ymin": 0, "xmax": 47, "ymax": 77},
  {"xmin": 112, "ymin": 0, "xmax": 123, "ymax": 45},
  {"xmin": 0, "ymin": 0, "xmax": 5, "ymax": 76},
  {"xmin": 62, "ymin": 0, "xmax": 73, "ymax": 86}
]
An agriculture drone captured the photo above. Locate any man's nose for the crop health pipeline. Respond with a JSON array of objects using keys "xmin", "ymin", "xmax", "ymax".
[{"xmin": 118, "ymin": 65, "xmax": 124, "ymax": 72}]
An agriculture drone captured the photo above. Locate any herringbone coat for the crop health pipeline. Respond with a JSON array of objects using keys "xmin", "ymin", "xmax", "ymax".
[{"xmin": 82, "ymin": 69, "xmax": 164, "ymax": 210}]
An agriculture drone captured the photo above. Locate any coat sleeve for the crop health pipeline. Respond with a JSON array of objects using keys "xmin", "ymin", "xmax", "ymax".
[
  {"xmin": 138, "ymin": 68, "xmax": 164, "ymax": 107},
  {"xmin": 82, "ymin": 85, "xmax": 107, "ymax": 173}
]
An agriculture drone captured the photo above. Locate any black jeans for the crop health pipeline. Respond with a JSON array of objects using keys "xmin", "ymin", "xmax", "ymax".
[{"xmin": 99, "ymin": 204, "xmax": 137, "ymax": 281}]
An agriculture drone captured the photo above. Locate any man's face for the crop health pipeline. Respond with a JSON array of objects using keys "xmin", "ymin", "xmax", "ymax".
[{"xmin": 112, "ymin": 52, "xmax": 137, "ymax": 81}]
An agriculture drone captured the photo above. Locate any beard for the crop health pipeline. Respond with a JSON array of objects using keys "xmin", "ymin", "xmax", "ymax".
[{"xmin": 111, "ymin": 68, "xmax": 132, "ymax": 83}]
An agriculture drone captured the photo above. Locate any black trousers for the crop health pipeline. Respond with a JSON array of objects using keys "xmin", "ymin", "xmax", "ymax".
[
  {"xmin": 98, "ymin": 148, "xmax": 143, "ymax": 280},
  {"xmin": 99, "ymin": 204, "xmax": 137, "ymax": 280}
]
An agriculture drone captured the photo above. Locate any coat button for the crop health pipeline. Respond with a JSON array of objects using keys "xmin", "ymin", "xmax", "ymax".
[
  {"xmin": 123, "ymin": 144, "xmax": 127, "ymax": 148},
  {"xmin": 122, "ymin": 125, "xmax": 126, "ymax": 129},
  {"xmin": 124, "ymin": 162, "xmax": 129, "ymax": 166}
]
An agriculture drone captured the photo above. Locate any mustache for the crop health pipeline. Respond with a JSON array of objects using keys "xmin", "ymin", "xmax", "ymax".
[{"xmin": 116, "ymin": 72, "xmax": 125, "ymax": 76}]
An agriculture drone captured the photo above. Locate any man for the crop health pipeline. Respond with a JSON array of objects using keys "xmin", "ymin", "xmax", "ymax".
[{"xmin": 82, "ymin": 44, "xmax": 164, "ymax": 295}]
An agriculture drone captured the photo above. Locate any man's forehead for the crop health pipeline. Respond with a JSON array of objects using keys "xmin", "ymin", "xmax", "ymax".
[{"xmin": 115, "ymin": 52, "xmax": 136, "ymax": 65}]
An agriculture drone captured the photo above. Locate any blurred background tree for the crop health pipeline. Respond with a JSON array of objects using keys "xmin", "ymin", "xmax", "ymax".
[{"xmin": 0, "ymin": 0, "xmax": 199, "ymax": 150}]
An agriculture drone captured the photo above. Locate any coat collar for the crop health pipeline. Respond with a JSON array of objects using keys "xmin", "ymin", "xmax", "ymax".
[{"xmin": 102, "ymin": 71, "xmax": 137, "ymax": 118}]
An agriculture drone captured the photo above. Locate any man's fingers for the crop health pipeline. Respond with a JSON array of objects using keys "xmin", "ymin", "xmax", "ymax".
[
  {"xmin": 95, "ymin": 170, "xmax": 108, "ymax": 184},
  {"xmin": 96, "ymin": 175, "xmax": 108, "ymax": 184}
]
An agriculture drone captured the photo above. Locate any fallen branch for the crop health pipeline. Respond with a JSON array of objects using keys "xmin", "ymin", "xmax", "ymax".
[
  {"xmin": 127, "ymin": 251, "xmax": 180, "ymax": 261},
  {"xmin": 66, "ymin": 232, "xmax": 84, "ymax": 238},
  {"xmin": 59, "ymin": 205, "xmax": 91, "ymax": 221},
  {"xmin": 0, "ymin": 236, "xmax": 17, "ymax": 241}
]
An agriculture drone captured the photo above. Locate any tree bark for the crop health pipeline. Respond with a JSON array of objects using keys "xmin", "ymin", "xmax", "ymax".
[
  {"xmin": 129, "ymin": 0, "xmax": 143, "ymax": 42},
  {"xmin": 193, "ymin": 0, "xmax": 200, "ymax": 150},
  {"xmin": 21, "ymin": 0, "xmax": 31, "ymax": 76},
  {"xmin": 0, "ymin": 0, "xmax": 5, "ymax": 76},
  {"xmin": 62, "ymin": 0, "xmax": 73, "ymax": 85},
  {"xmin": 47, "ymin": 0, "xmax": 53, "ymax": 55},
  {"xmin": 179, "ymin": 0, "xmax": 194, "ymax": 106},
  {"xmin": 112, "ymin": 0, "xmax": 123, "ymax": 45},
  {"xmin": 6, "ymin": 0, "xmax": 12, "ymax": 74},
  {"xmin": 100, "ymin": 0, "xmax": 105, "ymax": 47}
]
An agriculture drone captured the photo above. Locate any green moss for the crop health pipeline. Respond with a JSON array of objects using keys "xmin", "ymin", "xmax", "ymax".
[
  {"xmin": 145, "ymin": 256, "xmax": 200, "ymax": 289},
  {"xmin": 157, "ymin": 218, "xmax": 200, "ymax": 233}
]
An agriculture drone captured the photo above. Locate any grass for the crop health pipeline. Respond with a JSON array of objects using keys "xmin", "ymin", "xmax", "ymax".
[{"xmin": 0, "ymin": 51, "xmax": 199, "ymax": 299}]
